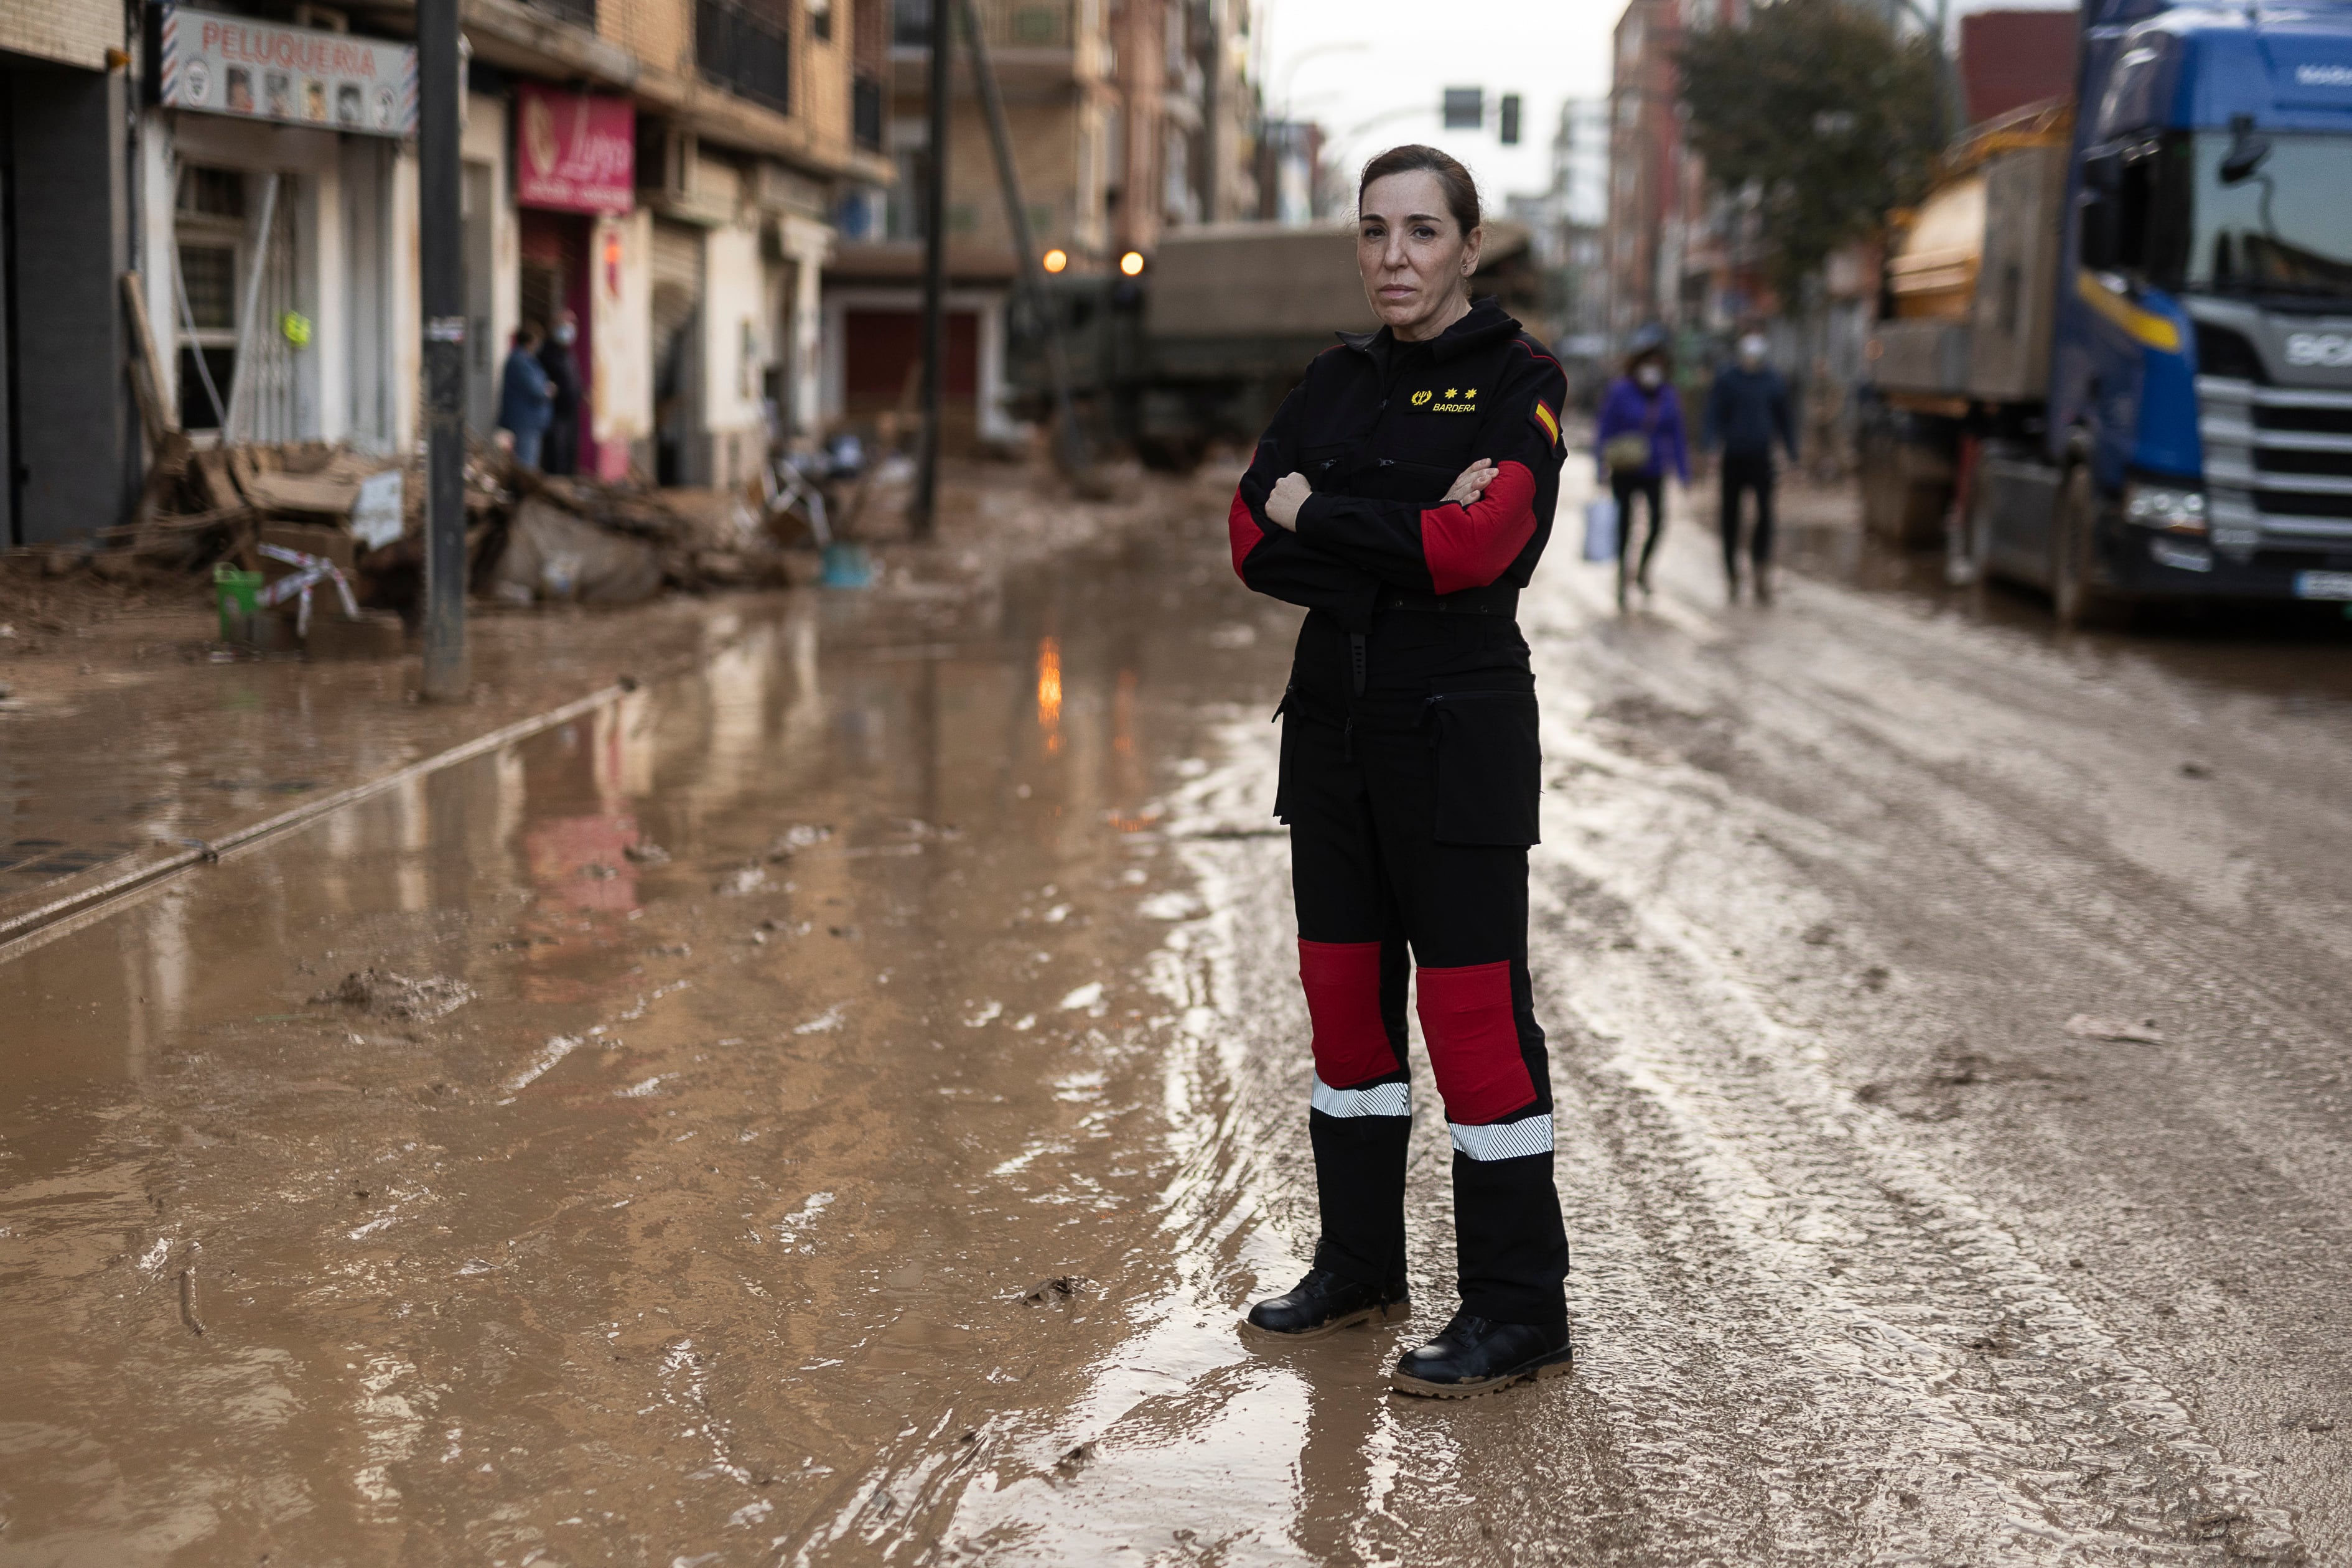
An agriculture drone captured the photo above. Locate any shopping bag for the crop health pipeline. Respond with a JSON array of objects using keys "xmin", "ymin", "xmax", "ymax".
[{"xmin": 1583, "ymin": 495, "xmax": 1619, "ymax": 562}]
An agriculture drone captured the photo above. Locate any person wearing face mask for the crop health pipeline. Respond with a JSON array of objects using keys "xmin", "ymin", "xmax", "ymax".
[
  {"xmin": 1594, "ymin": 330, "xmax": 1690, "ymax": 608},
  {"xmin": 1227, "ymin": 144, "xmax": 1574, "ymax": 1397},
  {"xmin": 1702, "ymin": 329, "xmax": 1798, "ymax": 603},
  {"xmin": 538, "ymin": 310, "xmax": 586, "ymax": 477}
]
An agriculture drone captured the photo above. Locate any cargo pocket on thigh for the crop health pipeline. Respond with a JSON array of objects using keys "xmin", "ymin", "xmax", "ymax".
[{"xmin": 1426, "ymin": 684, "xmax": 1541, "ymax": 846}]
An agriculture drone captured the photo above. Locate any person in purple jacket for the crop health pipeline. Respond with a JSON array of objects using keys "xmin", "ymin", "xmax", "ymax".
[{"xmin": 1594, "ymin": 327, "xmax": 1691, "ymax": 607}]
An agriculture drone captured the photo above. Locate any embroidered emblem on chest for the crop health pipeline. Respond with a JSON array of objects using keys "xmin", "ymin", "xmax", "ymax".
[{"xmin": 1407, "ymin": 386, "xmax": 1478, "ymax": 414}]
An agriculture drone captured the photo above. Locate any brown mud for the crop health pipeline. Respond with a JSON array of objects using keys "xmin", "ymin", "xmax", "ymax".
[{"xmin": 3, "ymin": 466, "xmax": 2351, "ymax": 1564}]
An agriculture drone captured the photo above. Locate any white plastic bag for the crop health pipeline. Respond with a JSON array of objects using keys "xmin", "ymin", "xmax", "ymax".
[{"xmin": 1583, "ymin": 495, "xmax": 1620, "ymax": 563}]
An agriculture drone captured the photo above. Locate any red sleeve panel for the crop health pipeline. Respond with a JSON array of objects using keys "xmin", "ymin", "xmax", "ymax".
[
  {"xmin": 1228, "ymin": 488, "xmax": 1264, "ymax": 582},
  {"xmin": 1420, "ymin": 460, "xmax": 1538, "ymax": 595}
]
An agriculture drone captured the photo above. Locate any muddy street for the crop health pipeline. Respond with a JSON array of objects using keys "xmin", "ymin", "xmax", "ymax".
[{"xmin": 4, "ymin": 473, "xmax": 2352, "ymax": 1566}]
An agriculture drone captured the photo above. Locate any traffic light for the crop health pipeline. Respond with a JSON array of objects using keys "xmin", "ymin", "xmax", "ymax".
[
  {"xmin": 1442, "ymin": 87, "xmax": 1483, "ymax": 131},
  {"xmin": 1119, "ymin": 251, "xmax": 1146, "ymax": 277},
  {"xmin": 1500, "ymin": 93, "xmax": 1522, "ymax": 146}
]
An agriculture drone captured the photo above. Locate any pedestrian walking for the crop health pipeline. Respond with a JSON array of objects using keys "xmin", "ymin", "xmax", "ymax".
[
  {"xmin": 1594, "ymin": 329, "xmax": 1689, "ymax": 607},
  {"xmin": 1227, "ymin": 144, "xmax": 1574, "ymax": 1396},
  {"xmin": 498, "ymin": 324, "xmax": 554, "ymax": 472},
  {"xmin": 1703, "ymin": 330, "xmax": 1798, "ymax": 603},
  {"xmin": 539, "ymin": 310, "xmax": 585, "ymax": 477}
]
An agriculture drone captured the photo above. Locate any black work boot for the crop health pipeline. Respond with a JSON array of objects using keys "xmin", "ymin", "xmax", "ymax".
[
  {"xmin": 1242, "ymin": 1267, "xmax": 1409, "ymax": 1341},
  {"xmin": 1390, "ymin": 1311, "xmax": 1573, "ymax": 1396}
]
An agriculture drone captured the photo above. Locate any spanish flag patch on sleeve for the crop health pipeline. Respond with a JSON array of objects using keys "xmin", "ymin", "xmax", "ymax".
[{"xmin": 1531, "ymin": 398, "xmax": 1561, "ymax": 451}]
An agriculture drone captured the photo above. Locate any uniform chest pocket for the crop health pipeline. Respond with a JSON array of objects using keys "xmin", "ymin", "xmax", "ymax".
[
  {"xmin": 1372, "ymin": 457, "xmax": 1458, "ymax": 503},
  {"xmin": 1425, "ymin": 684, "xmax": 1541, "ymax": 847},
  {"xmin": 1299, "ymin": 443, "xmax": 1349, "ymax": 483}
]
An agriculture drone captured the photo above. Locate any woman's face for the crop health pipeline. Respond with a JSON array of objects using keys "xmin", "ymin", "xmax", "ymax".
[{"xmin": 1357, "ymin": 170, "xmax": 1481, "ymax": 339}]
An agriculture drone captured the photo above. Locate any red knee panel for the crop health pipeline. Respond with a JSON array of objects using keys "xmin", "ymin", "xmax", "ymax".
[
  {"xmin": 1299, "ymin": 939, "xmax": 1396, "ymax": 1089},
  {"xmin": 1416, "ymin": 961, "xmax": 1538, "ymax": 1124}
]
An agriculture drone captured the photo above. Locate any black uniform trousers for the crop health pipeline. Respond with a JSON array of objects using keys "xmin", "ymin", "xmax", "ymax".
[
  {"xmin": 1277, "ymin": 606, "xmax": 1570, "ymax": 1329},
  {"xmin": 1719, "ymin": 450, "xmax": 1776, "ymax": 574}
]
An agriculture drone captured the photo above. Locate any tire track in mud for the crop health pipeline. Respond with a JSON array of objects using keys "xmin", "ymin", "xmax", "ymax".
[{"xmin": 1504, "ymin": 567, "xmax": 2309, "ymax": 1562}]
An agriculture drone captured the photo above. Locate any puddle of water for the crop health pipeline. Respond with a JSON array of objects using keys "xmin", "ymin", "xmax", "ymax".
[{"xmin": 0, "ymin": 532, "xmax": 1310, "ymax": 1564}]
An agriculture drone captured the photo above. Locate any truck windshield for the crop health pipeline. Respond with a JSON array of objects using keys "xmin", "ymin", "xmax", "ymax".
[{"xmin": 2183, "ymin": 131, "xmax": 2352, "ymax": 300}]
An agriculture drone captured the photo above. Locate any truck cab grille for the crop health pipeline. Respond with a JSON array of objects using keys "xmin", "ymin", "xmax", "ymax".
[{"xmin": 2195, "ymin": 375, "xmax": 2352, "ymax": 551}]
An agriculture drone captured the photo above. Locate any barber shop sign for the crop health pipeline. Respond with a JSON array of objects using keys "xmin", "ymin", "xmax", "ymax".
[{"xmin": 157, "ymin": 4, "xmax": 417, "ymax": 137}]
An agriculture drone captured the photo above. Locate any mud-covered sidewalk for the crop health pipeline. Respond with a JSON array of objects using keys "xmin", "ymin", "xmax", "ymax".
[{"xmin": 5, "ymin": 455, "xmax": 2352, "ymax": 1564}]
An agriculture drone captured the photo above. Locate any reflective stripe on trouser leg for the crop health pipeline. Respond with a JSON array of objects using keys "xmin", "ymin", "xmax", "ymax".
[{"xmin": 1414, "ymin": 959, "xmax": 1549, "ymax": 1158}]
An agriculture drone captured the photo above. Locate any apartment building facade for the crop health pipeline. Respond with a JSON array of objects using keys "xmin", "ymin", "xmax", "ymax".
[
  {"xmin": 1605, "ymin": 0, "xmax": 1761, "ymax": 360},
  {"xmin": 823, "ymin": 0, "xmax": 1251, "ymax": 444},
  {"xmin": 2, "ymin": 0, "xmax": 890, "ymax": 546}
]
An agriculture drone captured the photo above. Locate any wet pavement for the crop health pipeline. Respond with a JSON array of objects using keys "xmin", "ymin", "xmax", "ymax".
[{"xmin": 4, "ymin": 469, "xmax": 2352, "ymax": 1564}]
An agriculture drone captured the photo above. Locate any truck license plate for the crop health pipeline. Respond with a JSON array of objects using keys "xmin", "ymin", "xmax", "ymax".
[{"xmin": 2294, "ymin": 571, "xmax": 2352, "ymax": 600}]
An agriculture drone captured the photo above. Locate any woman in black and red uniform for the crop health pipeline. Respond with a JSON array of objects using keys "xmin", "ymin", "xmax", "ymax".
[{"xmin": 1228, "ymin": 144, "xmax": 1572, "ymax": 1396}]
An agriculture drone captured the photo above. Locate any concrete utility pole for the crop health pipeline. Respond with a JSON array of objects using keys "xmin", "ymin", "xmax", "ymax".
[
  {"xmin": 910, "ymin": 0, "xmax": 952, "ymax": 539},
  {"xmin": 959, "ymin": 0, "xmax": 1088, "ymax": 480},
  {"xmin": 418, "ymin": 0, "xmax": 469, "ymax": 701}
]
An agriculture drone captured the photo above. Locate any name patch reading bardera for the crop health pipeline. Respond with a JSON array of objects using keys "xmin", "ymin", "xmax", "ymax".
[{"xmin": 1407, "ymin": 387, "xmax": 1479, "ymax": 414}]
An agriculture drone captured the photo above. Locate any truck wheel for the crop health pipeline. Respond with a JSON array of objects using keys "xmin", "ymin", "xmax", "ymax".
[{"xmin": 2051, "ymin": 465, "xmax": 2119, "ymax": 631}]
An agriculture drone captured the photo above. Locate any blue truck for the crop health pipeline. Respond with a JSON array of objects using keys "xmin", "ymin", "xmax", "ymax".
[{"xmin": 1860, "ymin": 0, "xmax": 2352, "ymax": 625}]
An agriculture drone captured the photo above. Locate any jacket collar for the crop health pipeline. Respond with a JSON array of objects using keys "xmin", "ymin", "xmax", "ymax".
[{"xmin": 1337, "ymin": 296, "xmax": 1519, "ymax": 364}]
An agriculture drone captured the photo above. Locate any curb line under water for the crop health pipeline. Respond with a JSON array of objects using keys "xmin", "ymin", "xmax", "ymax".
[{"xmin": 0, "ymin": 678, "xmax": 637, "ymax": 967}]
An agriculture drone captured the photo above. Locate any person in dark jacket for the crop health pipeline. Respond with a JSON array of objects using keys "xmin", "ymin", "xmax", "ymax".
[
  {"xmin": 538, "ymin": 310, "xmax": 585, "ymax": 476},
  {"xmin": 497, "ymin": 325, "xmax": 554, "ymax": 470},
  {"xmin": 1229, "ymin": 144, "xmax": 1574, "ymax": 1398},
  {"xmin": 1702, "ymin": 330, "xmax": 1798, "ymax": 602},
  {"xmin": 1593, "ymin": 329, "xmax": 1690, "ymax": 608}
]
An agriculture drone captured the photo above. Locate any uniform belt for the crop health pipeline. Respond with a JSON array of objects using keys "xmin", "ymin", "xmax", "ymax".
[{"xmin": 1376, "ymin": 583, "xmax": 1519, "ymax": 618}]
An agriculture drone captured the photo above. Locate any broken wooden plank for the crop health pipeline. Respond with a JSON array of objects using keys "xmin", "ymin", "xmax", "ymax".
[
  {"xmin": 121, "ymin": 272, "xmax": 177, "ymax": 446},
  {"xmin": 243, "ymin": 470, "xmax": 362, "ymax": 516}
]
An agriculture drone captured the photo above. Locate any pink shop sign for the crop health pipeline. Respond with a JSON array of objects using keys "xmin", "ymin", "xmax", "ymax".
[{"xmin": 516, "ymin": 85, "xmax": 634, "ymax": 215}]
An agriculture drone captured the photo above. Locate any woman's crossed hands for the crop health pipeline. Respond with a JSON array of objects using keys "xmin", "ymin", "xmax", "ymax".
[{"xmin": 1263, "ymin": 460, "xmax": 1496, "ymax": 531}]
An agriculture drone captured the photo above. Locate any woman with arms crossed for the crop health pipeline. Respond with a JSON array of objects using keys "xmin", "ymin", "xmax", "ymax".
[{"xmin": 1227, "ymin": 145, "xmax": 1573, "ymax": 1396}]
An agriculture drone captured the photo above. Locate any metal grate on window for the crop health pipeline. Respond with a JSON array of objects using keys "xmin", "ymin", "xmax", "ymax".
[
  {"xmin": 517, "ymin": 0, "xmax": 597, "ymax": 24},
  {"xmin": 179, "ymin": 245, "xmax": 239, "ymax": 330},
  {"xmin": 853, "ymin": 75, "xmax": 883, "ymax": 149},
  {"xmin": 697, "ymin": 0, "xmax": 793, "ymax": 115}
]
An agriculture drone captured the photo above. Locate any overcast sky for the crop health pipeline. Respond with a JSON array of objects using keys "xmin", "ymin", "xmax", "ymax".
[{"xmin": 1252, "ymin": 0, "xmax": 2076, "ymax": 215}]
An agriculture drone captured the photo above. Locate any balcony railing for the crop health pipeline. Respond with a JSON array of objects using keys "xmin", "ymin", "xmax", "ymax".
[
  {"xmin": 892, "ymin": 0, "xmax": 1075, "ymax": 50},
  {"xmin": 852, "ymin": 74, "xmax": 884, "ymax": 150},
  {"xmin": 698, "ymin": 0, "xmax": 793, "ymax": 116}
]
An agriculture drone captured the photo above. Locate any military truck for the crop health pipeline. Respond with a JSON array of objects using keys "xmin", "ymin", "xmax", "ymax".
[{"xmin": 1006, "ymin": 221, "xmax": 1535, "ymax": 467}]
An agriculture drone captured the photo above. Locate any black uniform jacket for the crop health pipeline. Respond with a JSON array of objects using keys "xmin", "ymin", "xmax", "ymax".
[{"xmin": 1227, "ymin": 297, "xmax": 1568, "ymax": 632}]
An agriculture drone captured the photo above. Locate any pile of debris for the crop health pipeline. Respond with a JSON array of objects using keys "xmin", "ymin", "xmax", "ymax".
[{"xmin": 114, "ymin": 433, "xmax": 796, "ymax": 635}]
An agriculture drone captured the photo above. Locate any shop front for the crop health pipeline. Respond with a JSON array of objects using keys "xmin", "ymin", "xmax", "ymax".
[
  {"xmin": 512, "ymin": 83, "xmax": 642, "ymax": 480},
  {"xmin": 141, "ymin": 3, "xmax": 417, "ymax": 450}
]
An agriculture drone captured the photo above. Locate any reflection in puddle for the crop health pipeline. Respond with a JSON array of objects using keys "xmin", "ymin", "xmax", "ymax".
[{"xmin": 0, "ymin": 528, "xmax": 1335, "ymax": 1564}]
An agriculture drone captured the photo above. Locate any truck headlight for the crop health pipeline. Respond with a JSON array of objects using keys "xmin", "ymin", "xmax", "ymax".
[{"xmin": 2122, "ymin": 482, "xmax": 2207, "ymax": 534}]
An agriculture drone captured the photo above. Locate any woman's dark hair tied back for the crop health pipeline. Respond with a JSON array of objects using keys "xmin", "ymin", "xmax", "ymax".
[{"xmin": 1356, "ymin": 144, "xmax": 1482, "ymax": 236}]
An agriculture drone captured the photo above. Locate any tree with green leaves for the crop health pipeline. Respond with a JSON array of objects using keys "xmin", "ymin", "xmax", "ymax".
[{"xmin": 1676, "ymin": 0, "xmax": 1945, "ymax": 306}]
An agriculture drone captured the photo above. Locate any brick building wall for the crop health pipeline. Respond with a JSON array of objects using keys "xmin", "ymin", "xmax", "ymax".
[{"xmin": 0, "ymin": 0, "xmax": 117, "ymax": 71}]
